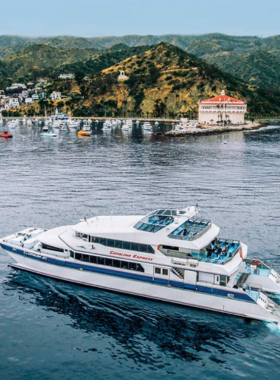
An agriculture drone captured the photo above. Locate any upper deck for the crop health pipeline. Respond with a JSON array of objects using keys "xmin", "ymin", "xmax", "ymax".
[{"xmin": 71, "ymin": 207, "xmax": 219, "ymax": 250}]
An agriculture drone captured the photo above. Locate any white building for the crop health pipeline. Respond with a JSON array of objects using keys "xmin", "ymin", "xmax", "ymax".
[
  {"xmin": 118, "ymin": 70, "xmax": 129, "ymax": 81},
  {"xmin": 50, "ymin": 91, "xmax": 62, "ymax": 100},
  {"xmin": 9, "ymin": 98, "xmax": 20, "ymax": 108},
  {"xmin": 7, "ymin": 83, "xmax": 27, "ymax": 91},
  {"xmin": 199, "ymin": 90, "xmax": 247, "ymax": 125},
  {"xmin": 25, "ymin": 98, "xmax": 33, "ymax": 105},
  {"xmin": 32, "ymin": 94, "xmax": 39, "ymax": 101},
  {"xmin": 59, "ymin": 74, "xmax": 75, "ymax": 80}
]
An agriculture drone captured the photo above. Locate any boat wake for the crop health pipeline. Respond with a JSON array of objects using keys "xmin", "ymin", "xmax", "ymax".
[{"xmin": 265, "ymin": 322, "xmax": 280, "ymax": 336}]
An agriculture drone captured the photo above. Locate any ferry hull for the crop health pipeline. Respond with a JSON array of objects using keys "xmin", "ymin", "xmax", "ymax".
[{"xmin": 3, "ymin": 249, "xmax": 280, "ymax": 324}]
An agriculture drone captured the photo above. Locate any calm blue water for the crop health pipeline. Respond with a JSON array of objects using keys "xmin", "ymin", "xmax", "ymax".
[{"xmin": 0, "ymin": 123, "xmax": 280, "ymax": 379}]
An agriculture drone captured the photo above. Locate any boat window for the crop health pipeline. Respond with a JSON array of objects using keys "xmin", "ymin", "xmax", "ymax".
[
  {"xmin": 162, "ymin": 269, "xmax": 169, "ymax": 276},
  {"xmin": 72, "ymin": 252, "xmax": 146, "ymax": 273},
  {"xmin": 162, "ymin": 245, "xmax": 179, "ymax": 251},
  {"xmin": 105, "ymin": 258, "xmax": 113, "ymax": 266},
  {"xmin": 76, "ymin": 252, "xmax": 82, "ymax": 260},
  {"xmin": 115, "ymin": 240, "xmax": 122, "ymax": 249},
  {"xmin": 70, "ymin": 251, "xmax": 75, "ymax": 258},
  {"xmin": 155, "ymin": 268, "xmax": 161, "ymax": 274},
  {"xmin": 123, "ymin": 241, "xmax": 131, "ymax": 250},
  {"xmin": 90, "ymin": 255, "xmax": 97, "ymax": 264},
  {"xmin": 129, "ymin": 262, "xmax": 136, "ymax": 270},
  {"xmin": 131, "ymin": 243, "xmax": 138, "ymax": 252},
  {"xmin": 107, "ymin": 239, "xmax": 114, "ymax": 247},
  {"xmin": 42, "ymin": 243, "xmax": 64, "ymax": 253},
  {"xmin": 99, "ymin": 257, "xmax": 105, "ymax": 265},
  {"xmin": 220, "ymin": 275, "xmax": 228, "ymax": 286},
  {"xmin": 134, "ymin": 210, "xmax": 176, "ymax": 233},
  {"xmin": 169, "ymin": 218, "xmax": 211, "ymax": 241},
  {"xmin": 88, "ymin": 236, "xmax": 154, "ymax": 254}
]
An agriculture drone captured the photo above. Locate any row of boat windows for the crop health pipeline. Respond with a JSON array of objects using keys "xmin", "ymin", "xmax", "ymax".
[
  {"xmin": 76, "ymin": 232, "xmax": 154, "ymax": 254},
  {"xmin": 70, "ymin": 251, "xmax": 145, "ymax": 272}
]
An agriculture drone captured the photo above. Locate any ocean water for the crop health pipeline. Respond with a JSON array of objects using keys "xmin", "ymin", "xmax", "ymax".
[{"xmin": 0, "ymin": 123, "xmax": 280, "ymax": 379}]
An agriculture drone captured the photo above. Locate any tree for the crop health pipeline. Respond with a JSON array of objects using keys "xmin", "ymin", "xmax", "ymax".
[{"xmin": 75, "ymin": 71, "xmax": 85, "ymax": 85}]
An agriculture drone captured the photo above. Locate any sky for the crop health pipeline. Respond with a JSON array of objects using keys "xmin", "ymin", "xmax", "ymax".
[{"xmin": 0, "ymin": 0, "xmax": 280, "ymax": 37}]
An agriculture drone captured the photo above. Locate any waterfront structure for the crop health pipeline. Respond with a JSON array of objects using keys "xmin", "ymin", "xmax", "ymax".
[
  {"xmin": 50, "ymin": 91, "xmax": 62, "ymax": 100},
  {"xmin": 199, "ymin": 90, "xmax": 247, "ymax": 125},
  {"xmin": 118, "ymin": 70, "xmax": 129, "ymax": 81},
  {"xmin": 1, "ymin": 205, "xmax": 280, "ymax": 323}
]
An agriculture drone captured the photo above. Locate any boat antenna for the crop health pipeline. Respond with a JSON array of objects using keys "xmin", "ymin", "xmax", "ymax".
[{"xmin": 195, "ymin": 203, "xmax": 199, "ymax": 212}]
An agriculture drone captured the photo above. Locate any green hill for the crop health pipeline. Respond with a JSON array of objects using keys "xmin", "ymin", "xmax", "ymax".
[
  {"xmin": 53, "ymin": 45, "xmax": 150, "ymax": 78},
  {"xmin": 3, "ymin": 44, "xmax": 98, "ymax": 80},
  {"xmin": 68, "ymin": 43, "xmax": 280, "ymax": 117},
  {"xmin": 205, "ymin": 50, "xmax": 280, "ymax": 89}
]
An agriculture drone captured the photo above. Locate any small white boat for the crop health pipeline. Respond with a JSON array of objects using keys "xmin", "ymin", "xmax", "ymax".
[
  {"xmin": 7, "ymin": 120, "xmax": 19, "ymax": 129},
  {"xmin": 60, "ymin": 124, "xmax": 68, "ymax": 132},
  {"xmin": 142, "ymin": 122, "xmax": 152, "ymax": 130},
  {"xmin": 27, "ymin": 119, "xmax": 33, "ymax": 126},
  {"xmin": 121, "ymin": 124, "xmax": 130, "ymax": 131},
  {"xmin": 40, "ymin": 130, "xmax": 57, "ymax": 137},
  {"xmin": 174, "ymin": 123, "xmax": 186, "ymax": 131},
  {"xmin": 155, "ymin": 121, "xmax": 159, "ymax": 126}
]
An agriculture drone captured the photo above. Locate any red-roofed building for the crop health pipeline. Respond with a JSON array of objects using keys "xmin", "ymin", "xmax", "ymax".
[{"xmin": 199, "ymin": 90, "xmax": 247, "ymax": 125}]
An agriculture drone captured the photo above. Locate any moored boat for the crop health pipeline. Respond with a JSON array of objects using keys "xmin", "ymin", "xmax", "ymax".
[
  {"xmin": 40, "ymin": 130, "xmax": 57, "ymax": 137},
  {"xmin": 78, "ymin": 128, "xmax": 92, "ymax": 136},
  {"xmin": 0, "ymin": 131, "xmax": 13, "ymax": 139}
]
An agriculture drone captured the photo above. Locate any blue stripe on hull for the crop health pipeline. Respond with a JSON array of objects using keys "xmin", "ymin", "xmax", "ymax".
[{"xmin": 0, "ymin": 243, "xmax": 253, "ymax": 303}]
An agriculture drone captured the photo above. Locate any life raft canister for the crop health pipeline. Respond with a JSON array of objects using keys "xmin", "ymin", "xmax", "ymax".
[{"xmin": 239, "ymin": 248, "xmax": 243, "ymax": 258}]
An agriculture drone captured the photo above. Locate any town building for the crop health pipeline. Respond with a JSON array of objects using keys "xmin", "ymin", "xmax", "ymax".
[
  {"xmin": 32, "ymin": 94, "xmax": 39, "ymax": 101},
  {"xmin": 6, "ymin": 83, "xmax": 27, "ymax": 91},
  {"xmin": 58, "ymin": 74, "xmax": 75, "ymax": 80},
  {"xmin": 25, "ymin": 98, "xmax": 33, "ymax": 105},
  {"xmin": 118, "ymin": 70, "xmax": 129, "ymax": 81},
  {"xmin": 50, "ymin": 91, "xmax": 62, "ymax": 100},
  {"xmin": 8, "ymin": 98, "xmax": 20, "ymax": 108},
  {"xmin": 199, "ymin": 90, "xmax": 247, "ymax": 125}
]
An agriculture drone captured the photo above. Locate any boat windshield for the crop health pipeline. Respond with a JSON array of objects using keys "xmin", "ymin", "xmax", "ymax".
[
  {"xmin": 134, "ymin": 210, "xmax": 182, "ymax": 233},
  {"xmin": 169, "ymin": 218, "xmax": 211, "ymax": 241}
]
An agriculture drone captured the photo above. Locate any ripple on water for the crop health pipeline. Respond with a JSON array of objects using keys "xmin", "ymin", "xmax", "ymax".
[{"xmin": 0, "ymin": 124, "xmax": 280, "ymax": 379}]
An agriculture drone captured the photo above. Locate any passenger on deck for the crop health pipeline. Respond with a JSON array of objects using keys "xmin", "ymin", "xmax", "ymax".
[
  {"xmin": 215, "ymin": 244, "xmax": 222, "ymax": 255},
  {"xmin": 206, "ymin": 246, "xmax": 212, "ymax": 257},
  {"xmin": 222, "ymin": 244, "xmax": 229, "ymax": 255}
]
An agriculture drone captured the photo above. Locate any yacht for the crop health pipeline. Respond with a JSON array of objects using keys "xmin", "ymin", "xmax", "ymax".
[
  {"xmin": 142, "ymin": 122, "xmax": 152, "ymax": 131},
  {"xmin": 1, "ymin": 206, "xmax": 280, "ymax": 324},
  {"xmin": 7, "ymin": 120, "xmax": 19, "ymax": 129}
]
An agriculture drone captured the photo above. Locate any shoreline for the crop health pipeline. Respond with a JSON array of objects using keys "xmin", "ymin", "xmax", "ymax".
[{"xmin": 165, "ymin": 122, "xmax": 268, "ymax": 137}]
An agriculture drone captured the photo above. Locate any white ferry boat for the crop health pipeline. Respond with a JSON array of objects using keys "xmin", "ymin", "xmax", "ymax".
[{"xmin": 1, "ymin": 206, "xmax": 280, "ymax": 323}]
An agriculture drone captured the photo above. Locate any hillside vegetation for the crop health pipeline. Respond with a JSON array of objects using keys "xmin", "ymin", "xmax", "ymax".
[{"xmin": 17, "ymin": 43, "xmax": 279, "ymax": 118}]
